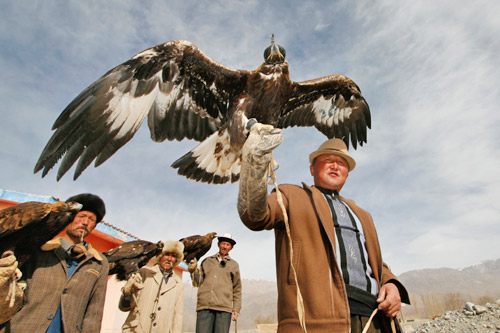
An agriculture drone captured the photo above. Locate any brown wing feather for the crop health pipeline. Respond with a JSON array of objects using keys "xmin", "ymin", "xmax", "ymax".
[
  {"xmin": 0, "ymin": 202, "xmax": 54, "ymax": 238},
  {"xmin": 104, "ymin": 240, "xmax": 158, "ymax": 262},
  {"xmin": 180, "ymin": 232, "xmax": 217, "ymax": 262},
  {"xmin": 34, "ymin": 40, "xmax": 249, "ymax": 181},
  {"xmin": 279, "ymin": 74, "xmax": 371, "ymax": 148},
  {"xmin": 105, "ymin": 240, "xmax": 163, "ymax": 280},
  {"xmin": 0, "ymin": 201, "xmax": 82, "ymax": 267}
]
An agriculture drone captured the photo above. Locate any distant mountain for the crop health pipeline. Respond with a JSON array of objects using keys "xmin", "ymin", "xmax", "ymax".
[
  {"xmin": 460, "ymin": 258, "xmax": 500, "ymax": 274},
  {"xmin": 397, "ymin": 258, "xmax": 500, "ymax": 298}
]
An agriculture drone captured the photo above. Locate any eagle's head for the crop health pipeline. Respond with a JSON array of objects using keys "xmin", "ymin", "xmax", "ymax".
[{"xmin": 264, "ymin": 34, "xmax": 286, "ymax": 64}]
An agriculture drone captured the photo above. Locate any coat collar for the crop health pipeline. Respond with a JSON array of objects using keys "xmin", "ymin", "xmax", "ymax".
[
  {"xmin": 149, "ymin": 264, "xmax": 180, "ymax": 294},
  {"xmin": 41, "ymin": 237, "xmax": 103, "ymax": 261},
  {"xmin": 207, "ymin": 252, "xmax": 233, "ymax": 262}
]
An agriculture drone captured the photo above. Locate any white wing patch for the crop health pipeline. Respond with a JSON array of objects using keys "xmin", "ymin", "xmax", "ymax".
[
  {"xmin": 313, "ymin": 96, "xmax": 352, "ymax": 126},
  {"xmin": 107, "ymin": 78, "xmax": 160, "ymax": 140}
]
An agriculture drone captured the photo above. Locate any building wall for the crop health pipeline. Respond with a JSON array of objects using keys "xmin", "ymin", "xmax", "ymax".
[{"xmin": 0, "ymin": 189, "xmax": 184, "ymax": 332}]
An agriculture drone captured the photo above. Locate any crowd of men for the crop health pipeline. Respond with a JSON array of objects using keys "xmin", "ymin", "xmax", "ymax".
[
  {"xmin": 0, "ymin": 123, "xmax": 407, "ymax": 332},
  {"xmin": 0, "ymin": 193, "xmax": 241, "ymax": 333}
]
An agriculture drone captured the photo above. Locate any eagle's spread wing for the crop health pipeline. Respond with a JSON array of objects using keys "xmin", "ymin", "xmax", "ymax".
[
  {"xmin": 104, "ymin": 240, "xmax": 163, "ymax": 280},
  {"xmin": 0, "ymin": 202, "xmax": 58, "ymax": 238},
  {"xmin": 104, "ymin": 240, "xmax": 160, "ymax": 262},
  {"xmin": 34, "ymin": 40, "xmax": 249, "ymax": 180},
  {"xmin": 279, "ymin": 75, "xmax": 371, "ymax": 148}
]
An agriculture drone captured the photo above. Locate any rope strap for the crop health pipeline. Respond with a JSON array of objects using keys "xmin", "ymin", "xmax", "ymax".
[
  {"xmin": 269, "ymin": 154, "xmax": 307, "ymax": 333},
  {"xmin": 361, "ymin": 308, "xmax": 397, "ymax": 333},
  {"xmin": 361, "ymin": 308, "xmax": 378, "ymax": 333},
  {"xmin": 8, "ymin": 273, "xmax": 16, "ymax": 307}
]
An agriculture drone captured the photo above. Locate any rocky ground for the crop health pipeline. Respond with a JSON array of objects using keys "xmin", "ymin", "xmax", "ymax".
[{"xmin": 402, "ymin": 300, "xmax": 500, "ymax": 333}]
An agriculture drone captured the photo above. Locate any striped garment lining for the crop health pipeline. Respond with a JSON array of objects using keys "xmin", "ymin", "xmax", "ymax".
[{"xmin": 319, "ymin": 189, "xmax": 379, "ymax": 298}]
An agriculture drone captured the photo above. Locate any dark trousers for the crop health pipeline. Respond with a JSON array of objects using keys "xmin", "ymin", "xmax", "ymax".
[
  {"xmin": 351, "ymin": 314, "xmax": 382, "ymax": 333},
  {"xmin": 196, "ymin": 309, "xmax": 232, "ymax": 333}
]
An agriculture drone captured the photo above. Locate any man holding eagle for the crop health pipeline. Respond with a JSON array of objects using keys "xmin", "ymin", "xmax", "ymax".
[
  {"xmin": 237, "ymin": 124, "xmax": 409, "ymax": 332},
  {"xmin": 189, "ymin": 233, "xmax": 242, "ymax": 333},
  {"xmin": 2, "ymin": 35, "xmax": 404, "ymax": 332},
  {"xmin": 119, "ymin": 240, "xmax": 185, "ymax": 333},
  {"xmin": 0, "ymin": 193, "xmax": 109, "ymax": 332}
]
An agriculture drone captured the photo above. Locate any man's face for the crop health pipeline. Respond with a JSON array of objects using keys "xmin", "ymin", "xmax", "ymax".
[
  {"xmin": 310, "ymin": 154, "xmax": 349, "ymax": 191},
  {"xmin": 218, "ymin": 241, "xmax": 233, "ymax": 257},
  {"xmin": 65, "ymin": 210, "xmax": 97, "ymax": 243},
  {"xmin": 160, "ymin": 252, "xmax": 177, "ymax": 270}
]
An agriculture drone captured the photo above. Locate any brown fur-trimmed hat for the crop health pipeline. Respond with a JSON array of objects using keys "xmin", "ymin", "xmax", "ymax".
[{"xmin": 65, "ymin": 193, "xmax": 106, "ymax": 223}]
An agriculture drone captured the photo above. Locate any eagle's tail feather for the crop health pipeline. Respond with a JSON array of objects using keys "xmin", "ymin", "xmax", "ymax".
[{"xmin": 171, "ymin": 129, "xmax": 241, "ymax": 184}]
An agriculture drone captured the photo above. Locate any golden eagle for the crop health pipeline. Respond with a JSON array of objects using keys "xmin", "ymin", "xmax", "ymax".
[
  {"xmin": 34, "ymin": 35, "xmax": 370, "ymax": 184},
  {"xmin": 180, "ymin": 232, "xmax": 218, "ymax": 263},
  {"xmin": 104, "ymin": 240, "xmax": 163, "ymax": 281},
  {"xmin": 0, "ymin": 201, "xmax": 82, "ymax": 268}
]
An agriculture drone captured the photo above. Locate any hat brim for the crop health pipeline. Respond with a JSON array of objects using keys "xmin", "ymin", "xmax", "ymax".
[
  {"xmin": 309, "ymin": 150, "xmax": 356, "ymax": 171},
  {"xmin": 218, "ymin": 237, "xmax": 236, "ymax": 246}
]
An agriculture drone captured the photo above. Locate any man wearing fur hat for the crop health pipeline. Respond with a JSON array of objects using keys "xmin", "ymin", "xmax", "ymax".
[
  {"xmin": 120, "ymin": 240, "xmax": 185, "ymax": 333},
  {"xmin": 237, "ymin": 124, "xmax": 409, "ymax": 333},
  {"xmin": 189, "ymin": 233, "xmax": 242, "ymax": 333},
  {"xmin": 1, "ymin": 193, "xmax": 109, "ymax": 332}
]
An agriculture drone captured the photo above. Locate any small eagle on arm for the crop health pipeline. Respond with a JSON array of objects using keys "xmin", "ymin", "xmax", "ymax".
[
  {"xmin": 34, "ymin": 35, "xmax": 370, "ymax": 184},
  {"xmin": 180, "ymin": 232, "xmax": 218, "ymax": 263},
  {"xmin": 104, "ymin": 240, "xmax": 164, "ymax": 281},
  {"xmin": 0, "ymin": 201, "xmax": 82, "ymax": 268}
]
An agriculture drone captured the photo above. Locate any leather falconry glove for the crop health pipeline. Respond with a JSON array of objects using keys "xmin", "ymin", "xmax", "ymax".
[
  {"xmin": 0, "ymin": 251, "xmax": 25, "ymax": 325},
  {"xmin": 188, "ymin": 259, "xmax": 202, "ymax": 287},
  {"xmin": 122, "ymin": 272, "xmax": 144, "ymax": 295},
  {"xmin": 238, "ymin": 120, "xmax": 283, "ymax": 222},
  {"xmin": 188, "ymin": 259, "xmax": 198, "ymax": 273}
]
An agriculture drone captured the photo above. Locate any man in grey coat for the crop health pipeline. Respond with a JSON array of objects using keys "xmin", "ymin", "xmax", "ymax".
[{"xmin": 189, "ymin": 233, "xmax": 242, "ymax": 333}]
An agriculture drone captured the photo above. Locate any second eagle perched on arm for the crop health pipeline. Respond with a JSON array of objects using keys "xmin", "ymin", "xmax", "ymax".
[{"xmin": 34, "ymin": 35, "xmax": 370, "ymax": 184}]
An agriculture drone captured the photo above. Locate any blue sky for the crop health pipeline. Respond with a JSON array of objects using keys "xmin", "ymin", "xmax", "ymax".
[{"xmin": 1, "ymin": 0, "xmax": 499, "ymax": 282}]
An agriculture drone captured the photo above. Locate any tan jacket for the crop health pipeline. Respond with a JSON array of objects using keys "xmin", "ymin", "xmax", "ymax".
[
  {"xmin": 240, "ymin": 183, "xmax": 409, "ymax": 333},
  {"xmin": 0, "ymin": 238, "xmax": 109, "ymax": 333},
  {"xmin": 121, "ymin": 265, "xmax": 184, "ymax": 333},
  {"xmin": 195, "ymin": 254, "xmax": 242, "ymax": 314}
]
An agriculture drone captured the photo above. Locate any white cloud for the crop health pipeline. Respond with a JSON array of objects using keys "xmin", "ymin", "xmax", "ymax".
[{"xmin": 1, "ymin": 0, "xmax": 499, "ymax": 282}]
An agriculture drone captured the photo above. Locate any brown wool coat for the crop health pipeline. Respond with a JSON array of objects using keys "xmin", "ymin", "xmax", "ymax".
[
  {"xmin": 0, "ymin": 238, "xmax": 109, "ymax": 333},
  {"xmin": 240, "ymin": 184, "xmax": 410, "ymax": 333}
]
